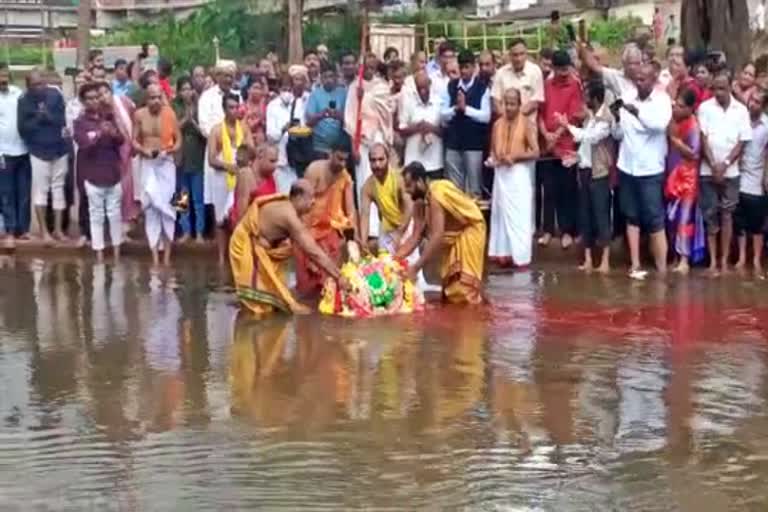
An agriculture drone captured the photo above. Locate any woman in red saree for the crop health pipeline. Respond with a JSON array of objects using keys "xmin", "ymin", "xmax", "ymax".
[{"xmin": 666, "ymin": 88, "xmax": 705, "ymax": 274}]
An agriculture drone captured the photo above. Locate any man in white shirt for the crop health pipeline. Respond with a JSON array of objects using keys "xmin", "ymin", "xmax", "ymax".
[
  {"xmin": 698, "ymin": 71, "xmax": 752, "ymax": 276},
  {"xmin": 491, "ymin": 38, "xmax": 545, "ymax": 117},
  {"xmin": 428, "ymin": 41, "xmax": 457, "ymax": 100},
  {"xmin": 0, "ymin": 64, "xmax": 30, "ymax": 245},
  {"xmin": 266, "ymin": 73, "xmax": 309, "ymax": 194},
  {"xmin": 611, "ymin": 64, "xmax": 672, "ymax": 279},
  {"xmin": 198, "ymin": 64, "xmax": 239, "ymax": 213},
  {"xmin": 399, "ymin": 70, "xmax": 443, "ymax": 176},
  {"xmin": 756, "ymin": 0, "xmax": 766, "ymax": 32},
  {"xmin": 735, "ymin": 88, "xmax": 768, "ymax": 276}
]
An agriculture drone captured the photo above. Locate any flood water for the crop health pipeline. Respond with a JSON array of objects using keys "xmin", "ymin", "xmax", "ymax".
[{"xmin": 3, "ymin": 257, "xmax": 768, "ymax": 510}]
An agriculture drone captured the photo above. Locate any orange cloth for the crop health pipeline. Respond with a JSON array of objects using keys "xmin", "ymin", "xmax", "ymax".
[
  {"xmin": 159, "ymin": 105, "xmax": 179, "ymax": 151},
  {"xmin": 491, "ymin": 112, "xmax": 528, "ymax": 163},
  {"xmin": 295, "ymin": 170, "xmax": 353, "ymax": 296}
]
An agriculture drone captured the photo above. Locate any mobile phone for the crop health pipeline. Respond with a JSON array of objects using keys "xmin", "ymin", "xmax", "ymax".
[
  {"xmin": 610, "ymin": 99, "xmax": 624, "ymax": 111},
  {"xmin": 151, "ymin": 149, "xmax": 160, "ymax": 158},
  {"xmin": 329, "ymin": 100, "xmax": 337, "ymax": 110}
]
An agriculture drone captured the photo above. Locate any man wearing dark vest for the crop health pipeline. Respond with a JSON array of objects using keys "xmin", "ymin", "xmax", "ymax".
[{"xmin": 440, "ymin": 49, "xmax": 492, "ymax": 199}]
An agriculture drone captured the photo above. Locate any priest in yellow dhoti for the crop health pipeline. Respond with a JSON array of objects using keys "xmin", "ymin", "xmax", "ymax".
[
  {"xmin": 229, "ymin": 179, "xmax": 347, "ymax": 316},
  {"xmin": 397, "ymin": 162, "xmax": 486, "ymax": 304}
]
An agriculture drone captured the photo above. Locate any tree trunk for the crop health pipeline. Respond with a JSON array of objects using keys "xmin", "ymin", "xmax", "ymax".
[
  {"xmin": 288, "ymin": 0, "xmax": 303, "ymax": 64},
  {"xmin": 681, "ymin": 0, "xmax": 750, "ymax": 69},
  {"xmin": 76, "ymin": 0, "xmax": 91, "ymax": 69}
]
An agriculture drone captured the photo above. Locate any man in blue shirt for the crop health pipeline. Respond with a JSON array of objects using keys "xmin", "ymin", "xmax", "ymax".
[
  {"xmin": 305, "ymin": 59, "xmax": 347, "ymax": 158},
  {"xmin": 111, "ymin": 58, "xmax": 134, "ymax": 98},
  {"xmin": 17, "ymin": 69, "xmax": 69, "ymax": 243}
]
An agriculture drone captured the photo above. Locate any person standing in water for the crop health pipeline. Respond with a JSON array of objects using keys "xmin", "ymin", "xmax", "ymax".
[{"xmin": 133, "ymin": 84, "xmax": 181, "ymax": 266}]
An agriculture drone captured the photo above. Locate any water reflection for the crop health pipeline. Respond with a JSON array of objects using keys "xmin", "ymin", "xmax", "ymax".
[{"xmin": 2, "ymin": 260, "xmax": 768, "ymax": 508}]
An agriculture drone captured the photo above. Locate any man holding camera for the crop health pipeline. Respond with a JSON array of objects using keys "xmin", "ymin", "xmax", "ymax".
[
  {"xmin": 305, "ymin": 60, "xmax": 348, "ymax": 160},
  {"xmin": 611, "ymin": 64, "xmax": 672, "ymax": 280}
]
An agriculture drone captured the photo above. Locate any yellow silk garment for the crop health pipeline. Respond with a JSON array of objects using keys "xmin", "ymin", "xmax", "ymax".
[
  {"xmin": 429, "ymin": 180, "xmax": 486, "ymax": 305},
  {"xmin": 229, "ymin": 193, "xmax": 300, "ymax": 316},
  {"xmin": 373, "ymin": 168, "xmax": 402, "ymax": 233},
  {"xmin": 220, "ymin": 120, "xmax": 243, "ymax": 190}
]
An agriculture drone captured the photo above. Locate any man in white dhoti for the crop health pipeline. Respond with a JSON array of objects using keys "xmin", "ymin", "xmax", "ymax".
[
  {"xmin": 198, "ymin": 63, "xmax": 240, "ymax": 221},
  {"xmin": 488, "ymin": 88, "xmax": 540, "ymax": 268},
  {"xmin": 133, "ymin": 84, "xmax": 181, "ymax": 266},
  {"xmin": 344, "ymin": 54, "xmax": 394, "ymax": 238},
  {"xmin": 208, "ymin": 92, "xmax": 254, "ymax": 265}
]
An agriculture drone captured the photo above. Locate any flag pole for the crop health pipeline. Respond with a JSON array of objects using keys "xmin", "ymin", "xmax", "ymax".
[{"xmin": 352, "ymin": 0, "xmax": 369, "ymax": 159}]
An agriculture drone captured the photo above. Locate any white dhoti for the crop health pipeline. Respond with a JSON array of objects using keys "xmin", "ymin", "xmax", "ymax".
[
  {"xmin": 357, "ymin": 142, "xmax": 380, "ymax": 237},
  {"xmin": 209, "ymin": 164, "xmax": 234, "ymax": 226},
  {"xmin": 275, "ymin": 165, "xmax": 298, "ymax": 195},
  {"xmin": 489, "ymin": 162, "xmax": 535, "ymax": 266},
  {"xmin": 132, "ymin": 156, "xmax": 142, "ymax": 202},
  {"xmin": 141, "ymin": 155, "xmax": 177, "ymax": 249}
]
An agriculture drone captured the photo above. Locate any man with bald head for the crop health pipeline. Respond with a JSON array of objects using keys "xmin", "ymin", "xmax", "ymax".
[
  {"xmin": 399, "ymin": 70, "xmax": 443, "ymax": 176},
  {"xmin": 229, "ymin": 178, "xmax": 347, "ymax": 316},
  {"xmin": 133, "ymin": 83, "xmax": 181, "ymax": 266},
  {"xmin": 478, "ymin": 50, "xmax": 496, "ymax": 85},
  {"xmin": 17, "ymin": 69, "xmax": 69, "ymax": 244},
  {"xmin": 612, "ymin": 63, "xmax": 672, "ymax": 279}
]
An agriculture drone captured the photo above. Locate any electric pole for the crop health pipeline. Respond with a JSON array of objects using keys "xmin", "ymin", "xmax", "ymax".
[{"xmin": 76, "ymin": 0, "xmax": 91, "ymax": 68}]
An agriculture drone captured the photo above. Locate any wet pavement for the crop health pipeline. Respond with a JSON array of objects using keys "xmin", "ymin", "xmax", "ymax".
[{"xmin": 2, "ymin": 257, "xmax": 768, "ymax": 510}]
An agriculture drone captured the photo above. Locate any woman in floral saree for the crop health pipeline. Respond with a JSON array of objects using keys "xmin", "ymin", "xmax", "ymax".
[{"xmin": 666, "ymin": 88, "xmax": 706, "ymax": 274}]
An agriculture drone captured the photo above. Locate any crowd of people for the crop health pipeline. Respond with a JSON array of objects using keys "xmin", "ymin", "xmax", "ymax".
[{"xmin": 2, "ymin": 23, "xmax": 768, "ymax": 314}]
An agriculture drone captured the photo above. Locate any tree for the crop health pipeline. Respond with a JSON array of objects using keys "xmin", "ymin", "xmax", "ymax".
[
  {"xmin": 288, "ymin": 0, "xmax": 303, "ymax": 64},
  {"xmin": 76, "ymin": 0, "xmax": 91, "ymax": 68},
  {"xmin": 681, "ymin": 0, "xmax": 750, "ymax": 70}
]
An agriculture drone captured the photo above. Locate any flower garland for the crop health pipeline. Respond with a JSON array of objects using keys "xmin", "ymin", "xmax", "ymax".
[{"xmin": 319, "ymin": 245, "xmax": 424, "ymax": 318}]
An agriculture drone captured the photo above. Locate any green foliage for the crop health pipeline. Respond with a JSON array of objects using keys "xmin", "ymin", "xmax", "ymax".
[
  {"xmin": 94, "ymin": 0, "xmax": 360, "ymax": 73},
  {"xmin": 588, "ymin": 16, "xmax": 644, "ymax": 49},
  {"xmin": 0, "ymin": 45, "xmax": 52, "ymax": 67}
]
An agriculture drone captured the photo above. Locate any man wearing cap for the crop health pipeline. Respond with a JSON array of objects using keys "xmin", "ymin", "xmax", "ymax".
[{"xmin": 537, "ymin": 49, "xmax": 584, "ymax": 249}]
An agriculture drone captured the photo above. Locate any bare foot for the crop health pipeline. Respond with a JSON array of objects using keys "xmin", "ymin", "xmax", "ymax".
[
  {"xmin": 561, "ymin": 234, "xmax": 573, "ymax": 250},
  {"xmin": 75, "ymin": 236, "xmax": 88, "ymax": 249},
  {"xmin": 720, "ymin": 264, "xmax": 732, "ymax": 276},
  {"xmin": 163, "ymin": 251, "xmax": 172, "ymax": 267},
  {"xmin": 734, "ymin": 260, "xmax": 746, "ymax": 271},
  {"xmin": 16, "ymin": 232, "xmax": 30, "ymax": 241},
  {"xmin": 672, "ymin": 262, "xmax": 690, "ymax": 275},
  {"xmin": 195, "ymin": 236, "xmax": 206, "ymax": 245},
  {"xmin": 41, "ymin": 233, "xmax": 55, "ymax": 247},
  {"xmin": 113, "ymin": 248, "xmax": 121, "ymax": 263},
  {"xmin": 578, "ymin": 260, "xmax": 593, "ymax": 272},
  {"xmin": 52, "ymin": 231, "xmax": 67, "ymax": 242},
  {"xmin": 178, "ymin": 235, "xmax": 191, "ymax": 245},
  {"xmin": 292, "ymin": 303, "xmax": 312, "ymax": 315},
  {"xmin": 705, "ymin": 266, "xmax": 720, "ymax": 278},
  {"xmin": 595, "ymin": 263, "xmax": 610, "ymax": 274},
  {"xmin": 537, "ymin": 233, "xmax": 552, "ymax": 247}
]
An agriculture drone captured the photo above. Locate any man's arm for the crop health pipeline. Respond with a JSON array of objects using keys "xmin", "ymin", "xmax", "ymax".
[
  {"xmin": 578, "ymin": 43, "xmax": 602, "ymax": 75},
  {"xmin": 304, "ymin": 92, "xmax": 327, "ymax": 127},
  {"xmin": 464, "ymin": 88, "xmax": 492, "ymax": 124},
  {"xmin": 131, "ymin": 112, "xmax": 150, "ymax": 157},
  {"xmin": 359, "ymin": 178, "xmax": 373, "ymax": 242},
  {"xmin": 197, "ymin": 93, "xmax": 215, "ymax": 138},
  {"xmin": 17, "ymin": 98, "xmax": 40, "ymax": 140},
  {"xmin": 410, "ymin": 198, "xmax": 445, "ymax": 273},
  {"xmin": 439, "ymin": 85, "xmax": 456, "ymax": 124},
  {"xmin": 208, "ymin": 126, "xmax": 232, "ymax": 172},
  {"xmin": 287, "ymin": 212, "xmax": 341, "ymax": 280},
  {"xmin": 344, "ymin": 179, "xmax": 358, "ymax": 239},
  {"xmin": 395, "ymin": 199, "xmax": 426, "ymax": 259}
]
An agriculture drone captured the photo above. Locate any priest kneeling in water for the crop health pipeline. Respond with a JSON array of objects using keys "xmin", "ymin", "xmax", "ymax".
[
  {"xmin": 396, "ymin": 162, "xmax": 487, "ymax": 305},
  {"xmin": 229, "ymin": 179, "xmax": 350, "ymax": 316}
]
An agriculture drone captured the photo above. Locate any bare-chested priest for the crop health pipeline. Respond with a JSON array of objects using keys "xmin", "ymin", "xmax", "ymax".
[
  {"xmin": 229, "ymin": 179, "xmax": 349, "ymax": 316},
  {"xmin": 133, "ymin": 84, "xmax": 181, "ymax": 266},
  {"xmin": 295, "ymin": 139, "xmax": 357, "ymax": 296}
]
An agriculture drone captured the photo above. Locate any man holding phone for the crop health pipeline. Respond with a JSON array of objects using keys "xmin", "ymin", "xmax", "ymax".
[{"xmin": 306, "ymin": 59, "xmax": 348, "ymax": 159}]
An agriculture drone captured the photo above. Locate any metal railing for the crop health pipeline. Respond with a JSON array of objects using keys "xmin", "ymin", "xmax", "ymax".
[{"xmin": 424, "ymin": 19, "xmax": 545, "ymax": 58}]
